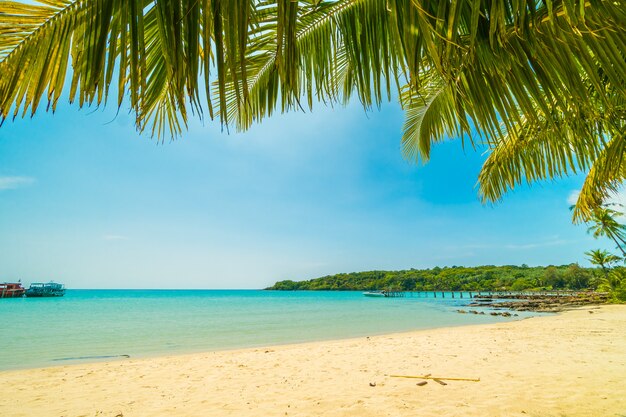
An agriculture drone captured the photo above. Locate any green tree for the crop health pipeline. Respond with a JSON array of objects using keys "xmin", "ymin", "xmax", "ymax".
[
  {"xmin": 268, "ymin": 265, "xmax": 595, "ymax": 292},
  {"xmin": 511, "ymin": 278, "xmax": 534, "ymax": 292},
  {"xmin": 563, "ymin": 264, "xmax": 592, "ymax": 290},
  {"xmin": 543, "ymin": 266, "xmax": 565, "ymax": 290},
  {"xmin": 598, "ymin": 268, "xmax": 626, "ymax": 302}
]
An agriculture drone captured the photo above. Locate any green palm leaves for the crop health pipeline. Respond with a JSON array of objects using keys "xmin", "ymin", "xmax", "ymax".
[
  {"xmin": 585, "ymin": 210, "xmax": 626, "ymax": 301},
  {"xmin": 1, "ymin": 1, "xmax": 625, "ymax": 220},
  {"xmin": 586, "ymin": 207, "xmax": 626, "ymax": 257},
  {"xmin": 585, "ymin": 249, "xmax": 621, "ymax": 274},
  {"xmin": 394, "ymin": 1, "xmax": 625, "ymax": 222},
  {"xmin": 218, "ymin": 0, "xmax": 403, "ymax": 130},
  {"xmin": 0, "ymin": 0, "xmax": 256, "ymax": 138}
]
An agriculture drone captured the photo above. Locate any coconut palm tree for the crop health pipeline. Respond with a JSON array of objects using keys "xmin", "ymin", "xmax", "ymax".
[
  {"xmin": 585, "ymin": 249, "xmax": 622, "ymax": 279},
  {"xmin": 1, "ymin": 1, "xmax": 625, "ymax": 218},
  {"xmin": 586, "ymin": 207, "xmax": 626, "ymax": 257}
]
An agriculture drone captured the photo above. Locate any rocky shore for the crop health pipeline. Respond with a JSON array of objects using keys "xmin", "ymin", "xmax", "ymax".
[{"xmin": 465, "ymin": 291, "xmax": 610, "ymax": 313}]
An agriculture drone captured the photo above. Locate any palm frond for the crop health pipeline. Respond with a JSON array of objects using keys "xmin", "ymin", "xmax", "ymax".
[
  {"xmin": 399, "ymin": 73, "xmax": 460, "ymax": 163},
  {"xmin": 573, "ymin": 132, "xmax": 626, "ymax": 222},
  {"xmin": 0, "ymin": 0, "xmax": 259, "ymax": 139},
  {"xmin": 390, "ymin": 0, "xmax": 626, "ymax": 146},
  {"xmin": 478, "ymin": 111, "xmax": 605, "ymax": 204},
  {"xmin": 1, "ymin": 0, "xmax": 86, "ymax": 117},
  {"xmin": 1, "ymin": 0, "xmax": 626, "ymax": 218},
  {"xmin": 216, "ymin": 0, "xmax": 404, "ymax": 130}
]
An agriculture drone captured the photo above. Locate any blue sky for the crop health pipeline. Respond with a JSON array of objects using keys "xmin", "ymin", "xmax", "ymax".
[{"xmin": 0, "ymin": 97, "xmax": 606, "ymax": 289}]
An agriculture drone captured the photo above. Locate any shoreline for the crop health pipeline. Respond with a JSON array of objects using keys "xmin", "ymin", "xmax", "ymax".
[
  {"xmin": 1, "ymin": 305, "xmax": 625, "ymax": 416},
  {"xmin": 1, "ymin": 293, "xmax": 544, "ymax": 372},
  {"xmin": 1, "ymin": 308, "xmax": 544, "ymax": 373}
]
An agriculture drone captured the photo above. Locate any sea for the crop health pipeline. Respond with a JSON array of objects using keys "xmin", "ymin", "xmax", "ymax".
[{"xmin": 0, "ymin": 290, "xmax": 539, "ymax": 371}]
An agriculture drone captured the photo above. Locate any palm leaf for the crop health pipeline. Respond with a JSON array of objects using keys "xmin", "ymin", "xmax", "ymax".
[
  {"xmin": 400, "ymin": 72, "xmax": 461, "ymax": 163},
  {"xmin": 216, "ymin": 0, "xmax": 404, "ymax": 130}
]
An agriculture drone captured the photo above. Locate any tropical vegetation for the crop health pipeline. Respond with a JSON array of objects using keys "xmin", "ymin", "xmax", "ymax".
[
  {"xmin": 269, "ymin": 205, "xmax": 626, "ymax": 301},
  {"xmin": 584, "ymin": 205, "xmax": 626, "ymax": 301},
  {"xmin": 1, "ymin": 1, "xmax": 625, "ymax": 220},
  {"xmin": 268, "ymin": 264, "xmax": 596, "ymax": 292}
]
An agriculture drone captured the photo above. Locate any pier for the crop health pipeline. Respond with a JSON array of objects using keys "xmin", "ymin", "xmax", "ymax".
[
  {"xmin": 368, "ymin": 290, "xmax": 592, "ymax": 299},
  {"xmin": 381, "ymin": 290, "xmax": 405, "ymax": 298}
]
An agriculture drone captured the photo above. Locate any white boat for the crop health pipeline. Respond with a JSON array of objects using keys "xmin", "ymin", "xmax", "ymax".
[{"xmin": 363, "ymin": 291, "xmax": 386, "ymax": 297}]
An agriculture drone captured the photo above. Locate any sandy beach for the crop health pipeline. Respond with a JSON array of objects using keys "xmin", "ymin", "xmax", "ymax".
[{"xmin": 1, "ymin": 305, "xmax": 625, "ymax": 417}]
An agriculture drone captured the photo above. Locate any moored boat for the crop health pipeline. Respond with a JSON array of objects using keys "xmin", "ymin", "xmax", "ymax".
[
  {"xmin": 25, "ymin": 282, "xmax": 65, "ymax": 297},
  {"xmin": 0, "ymin": 282, "xmax": 26, "ymax": 298},
  {"xmin": 363, "ymin": 291, "xmax": 386, "ymax": 297}
]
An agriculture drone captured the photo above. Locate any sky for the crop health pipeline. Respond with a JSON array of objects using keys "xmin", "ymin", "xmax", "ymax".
[{"xmin": 0, "ymin": 96, "xmax": 611, "ymax": 289}]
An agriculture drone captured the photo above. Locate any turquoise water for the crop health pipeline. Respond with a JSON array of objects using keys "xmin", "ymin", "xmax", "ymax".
[{"xmin": 0, "ymin": 290, "xmax": 533, "ymax": 370}]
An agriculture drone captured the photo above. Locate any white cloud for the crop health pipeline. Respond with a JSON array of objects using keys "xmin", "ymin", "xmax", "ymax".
[
  {"xmin": 103, "ymin": 235, "xmax": 129, "ymax": 241},
  {"xmin": 0, "ymin": 176, "xmax": 35, "ymax": 190},
  {"xmin": 567, "ymin": 189, "xmax": 580, "ymax": 206},
  {"xmin": 568, "ymin": 187, "xmax": 626, "ymax": 219},
  {"xmin": 606, "ymin": 187, "xmax": 626, "ymax": 209}
]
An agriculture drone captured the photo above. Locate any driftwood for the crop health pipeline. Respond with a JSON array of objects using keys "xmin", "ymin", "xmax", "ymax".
[{"xmin": 388, "ymin": 375, "xmax": 480, "ymax": 382}]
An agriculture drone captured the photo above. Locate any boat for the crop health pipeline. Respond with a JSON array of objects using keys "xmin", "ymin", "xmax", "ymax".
[
  {"xmin": 363, "ymin": 291, "xmax": 386, "ymax": 297},
  {"xmin": 25, "ymin": 282, "xmax": 65, "ymax": 297},
  {"xmin": 0, "ymin": 282, "xmax": 26, "ymax": 298}
]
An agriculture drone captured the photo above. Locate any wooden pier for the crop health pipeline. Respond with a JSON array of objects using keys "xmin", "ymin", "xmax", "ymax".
[
  {"xmin": 366, "ymin": 290, "xmax": 592, "ymax": 299},
  {"xmin": 382, "ymin": 290, "xmax": 405, "ymax": 298}
]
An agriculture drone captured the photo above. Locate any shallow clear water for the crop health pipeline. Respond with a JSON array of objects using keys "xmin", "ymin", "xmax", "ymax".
[{"xmin": 0, "ymin": 290, "xmax": 534, "ymax": 370}]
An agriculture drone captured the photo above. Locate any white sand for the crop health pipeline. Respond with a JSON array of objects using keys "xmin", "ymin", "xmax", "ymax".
[{"xmin": 1, "ymin": 305, "xmax": 625, "ymax": 417}]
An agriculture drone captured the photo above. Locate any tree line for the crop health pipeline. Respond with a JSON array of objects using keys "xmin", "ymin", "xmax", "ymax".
[
  {"xmin": 269, "ymin": 205, "xmax": 626, "ymax": 302},
  {"xmin": 267, "ymin": 264, "xmax": 596, "ymax": 292}
]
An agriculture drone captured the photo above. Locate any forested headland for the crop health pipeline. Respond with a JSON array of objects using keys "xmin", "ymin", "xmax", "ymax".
[{"xmin": 267, "ymin": 264, "xmax": 598, "ymax": 292}]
